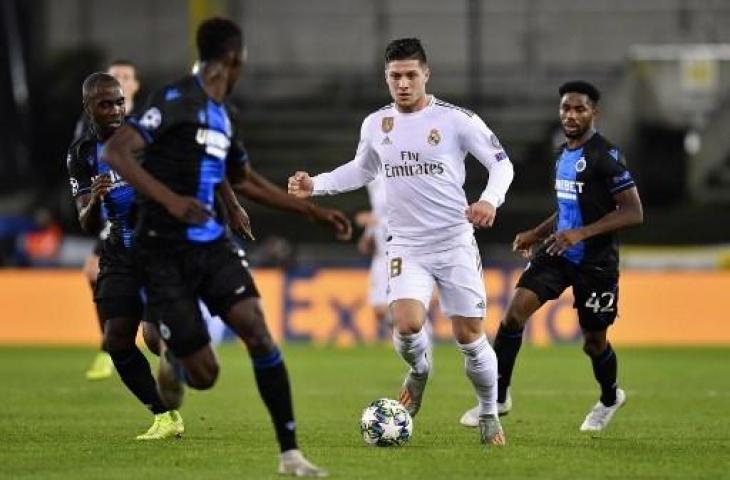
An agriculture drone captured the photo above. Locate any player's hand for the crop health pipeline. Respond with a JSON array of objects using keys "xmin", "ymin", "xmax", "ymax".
[
  {"xmin": 465, "ymin": 200, "xmax": 496, "ymax": 228},
  {"xmin": 354, "ymin": 210, "xmax": 375, "ymax": 228},
  {"xmin": 287, "ymin": 171, "xmax": 314, "ymax": 199},
  {"xmin": 228, "ymin": 203, "xmax": 255, "ymax": 241},
  {"xmin": 512, "ymin": 229, "xmax": 541, "ymax": 259},
  {"xmin": 165, "ymin": 195, "xmax": 212, "ymax": 225},
  {"xmin": 545, "ymin": 229, "xmax": 585, "ymax": 256},
  {"xmin": 91, "ymin": 174, "xmax": 113, "ymax": 200},
  {"xmin": 309, "ymin": 206, "xmax": 353, "ymax": 241}
]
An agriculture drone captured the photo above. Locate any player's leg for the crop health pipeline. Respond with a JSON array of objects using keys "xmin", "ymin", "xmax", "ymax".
[
  {"xmin": 141, "ymin": 320, "xmax": 161, "ymax": 356},
  {"xmin": 155, "ymin": 298, "xmax": 219, "ymax": 390},
  {"xmin": 83, "ymin": 251, "xmax": 113, "ymax": 380},
  {"xmin": 575, "ymin": 269, "xmax": 625, "ymax": 431},
  {"xmin": 202, "ymin": 241, "xmax": 326, "ymax": 477},
  {"xmin": 137, "ymin": 246, "xmax": 220, "ymax": 393},
  {"xmin": 95, "ymin": 243, "xmax": 185, "ymax": 440},
  {"xmin": 387, "ymin": 247, "xmax": 434, "ymax": 418},
  {"xmin": 101, "ymin": 309, "xmax": 184, "ymax": 440},
  {"xmin": 434, "ymin": 239, "xmax": 503, "ymax": 445},
  {"xmin": 458, "ymin": 287, "xmax": 543, "ymax": 427},
  {"xmin": 494, "ymin": 288, "xmax": 544, "ymax": 405}
]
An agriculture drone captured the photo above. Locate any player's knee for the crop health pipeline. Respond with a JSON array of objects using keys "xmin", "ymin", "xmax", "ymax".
[
  {"xmin": 103, "ymin": 324, "xmax": 136, "ymax": 352},
  {"xmin": 582, "ymin": 339, "xmax": 606, "ymax": 357},
  {"xmin": 142, "ymin": 322, "xmax": 161, "ymax": 356},
  {"xmin": 187, "ymin": 362, "xmax": 219, "ymax": 390},
  {"xmin": 502, "ymin": 308, "xmax": 528, "ymax": 331},
  {"xmin": 390, "ymin": 300, "xmax": 424, "ymax": 334}
]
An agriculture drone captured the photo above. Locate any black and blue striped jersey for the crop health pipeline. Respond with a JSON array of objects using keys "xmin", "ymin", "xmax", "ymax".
[
  {"xmin": 128, "ymin": 75, "xmax": 248, "ymax": 245},
  {"xmin": 552, "ymin": 132, "xmax": 636, "ymax": 268},
  {"xmin": 66, "ymin": 126, "xmax": 135, "ymax": 248}
]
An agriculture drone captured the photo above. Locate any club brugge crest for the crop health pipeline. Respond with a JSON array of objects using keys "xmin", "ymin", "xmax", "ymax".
[
  {"xmin": 381, "ymin": 117, "xmax": 394, "ymax": 133},
  {"xmin": 427, "ymin": 128, "xmax": 441, "ymax": 146},
  {"xmin": 576, "ymin": 157, "xmax": 587, "ymax": 172}
]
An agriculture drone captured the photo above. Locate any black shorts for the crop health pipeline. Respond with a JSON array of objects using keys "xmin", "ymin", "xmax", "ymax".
[
  {"xmin": 94, "ymin": 239, "xmax": 144, "ymax": 321},
  {"xmin": 516, "ymin": 252, "xmax": 619, "ymax": 332},
  {"xmin": 135, "ymin": 238, "xmax": 259, "ymax": 357}
]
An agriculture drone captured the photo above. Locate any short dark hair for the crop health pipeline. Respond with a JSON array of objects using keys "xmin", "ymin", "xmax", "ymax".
[
  {"xmin": 196, "ymin": 17, "xmax": 243, "ymax": 62},
  {"xmin": 82, "ymin": 72, "xmax": 120, "ymax": 103},
  {"xmin": 559, "ymin": 81, "xmax": 600, "ymax": 104},
  {"xmin": 384, "ymin": 38, "xmax": 427, "ymax": 65}
]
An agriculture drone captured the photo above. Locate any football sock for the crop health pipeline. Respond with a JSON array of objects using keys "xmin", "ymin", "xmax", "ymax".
[
  {"xmin": 393, "ymin": 329, "xmax": 430, "ymax": 376},
  {"xmin": 251, "ymin": 348, "xmax": 297, "ymax": 452},
  {"xmin": 458, "ymin": 334, "xmax": 498, "ymax": 416},
  {"xmin": 493, "ymin": 324, "xmax": 525, "ymax": 403},
  {"xmin": 589, "ymin": 343, "xmax": 618, "ymax": 406},
  {"xmin": 109, "ymin": 347, "xmax": 168, "ymax": 414}
]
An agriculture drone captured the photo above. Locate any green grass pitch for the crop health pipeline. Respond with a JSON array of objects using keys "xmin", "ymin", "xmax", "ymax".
[{"xmin": 1, "ymin": 344, "xmax": 728, "ymax": 479}]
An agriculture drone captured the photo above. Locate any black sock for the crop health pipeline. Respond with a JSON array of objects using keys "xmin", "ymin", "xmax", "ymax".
[
  {"xmin": 589, "ymin": 343, "xmax": 618, "ymax": 406},
  {"xmin": 251, "ymin": 348, "xmax": 297, "ymax": 452},
  {"xmin": 493, "ymin": 324, "xmax": 525, "ymax": 403},
  {"xmin": 109, "ymin": 347, "xmax": 167, "ymax": 414}
]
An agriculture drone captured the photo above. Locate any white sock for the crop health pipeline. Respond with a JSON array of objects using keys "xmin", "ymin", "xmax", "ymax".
[
  {"xmin": 393, "ymin": 329, "xmax": 430, "ymax": 376},
  {"xmin": 458, "ymin": 334, "xmax": 498, "ymax": 416}
]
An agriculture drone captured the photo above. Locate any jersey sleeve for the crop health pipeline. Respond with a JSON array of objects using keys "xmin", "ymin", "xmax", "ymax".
[
  {"xmin": 597, "ymin": 146, "xmax": 636, "ymax": 195},
  {"xmin": 127, "ymin": 87, "xmax": 186, "ymax": 145},
  {"xmin": 459, "ymin": 113, "xmax": 514, "ymax": 208},
  {"xmin": 312, "ymin": 116, "xmax": 381, "ymax": 195},
  {"xmin": 66, "ymin": 144, "xmax": 93, "ymax": 199}
]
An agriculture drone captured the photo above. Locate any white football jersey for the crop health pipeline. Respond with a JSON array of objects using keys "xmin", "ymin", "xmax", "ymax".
[{"xmin": 312, "ymin": 96, "xmax": 514, "ymax": 247}]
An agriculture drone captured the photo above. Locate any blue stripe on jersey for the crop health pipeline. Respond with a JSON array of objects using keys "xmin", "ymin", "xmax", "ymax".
[
  {"xmin": 186, "ymin": 99, "xmax": 230, "ymax": 243},
  {"xmin": 555, "ymin": 147, "xmax": 585, "ymax": 264},
  {"xmin": 96, "ymin": 143, "xmax": 136, "ymax": 247}
]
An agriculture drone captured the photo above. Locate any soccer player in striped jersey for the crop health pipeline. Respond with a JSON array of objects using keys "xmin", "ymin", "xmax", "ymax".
[{"xmin": 459, "ymin": 81, "xmax": 643, "ymax": 432}]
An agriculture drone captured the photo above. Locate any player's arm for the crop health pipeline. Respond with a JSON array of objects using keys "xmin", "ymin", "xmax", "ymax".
[
  {"xmin": 512, "ymin": 212, "xmax": 557, "ymax": 258},
  {"xmin": 232, "ymin": 164, "xmax": 352, "ymax": 240},
  {"xmin": 461, "ymin": 114, "xmax": 515, "ymax": 228},
  {"xmin": 546, "ymin": 188, "xmax": 643, "ymax": 255},
  {"xmin": 67, "ymin": 147, "xmax": 107, "ymax": 233},
  {"xmin": 218, "ymin": 178, "xmax": 254, "ymax": 240},
  {"xmin": 288, "ymin": 118, "xmax": 380, "ymax": 199},
  {"xmin": 103, "ymin": 125, "xmax": 210, "ymax": 224}
]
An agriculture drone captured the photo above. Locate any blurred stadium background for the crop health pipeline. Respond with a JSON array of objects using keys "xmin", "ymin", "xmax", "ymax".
[{"xmin": 1, "ymin": 0, "xmax": 730, "ymax": 344}]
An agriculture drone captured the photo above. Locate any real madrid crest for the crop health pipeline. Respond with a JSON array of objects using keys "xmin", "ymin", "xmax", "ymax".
[
  {"xmin": 427, "ymin": 128, "xmax": 441, "ymax": 146},
  {"xmin": 381, "ymin": 117, "xmax": 394, "ymax": 134},
  {"xmin": 575, "ymin": 157, "xmax": 587, "ymax": 172}
]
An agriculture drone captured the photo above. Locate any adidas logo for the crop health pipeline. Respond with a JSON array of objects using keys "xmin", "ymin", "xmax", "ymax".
[{"xmin": 382, "ymin": 136, "xmax": 392, "ymax": 145}]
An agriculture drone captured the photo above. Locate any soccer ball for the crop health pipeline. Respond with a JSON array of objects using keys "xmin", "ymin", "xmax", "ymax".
[{"xmin": 360, "ymin": 398, "xmax": 413, "ymax": 446}]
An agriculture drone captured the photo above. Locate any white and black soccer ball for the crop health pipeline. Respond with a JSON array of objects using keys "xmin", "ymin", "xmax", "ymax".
[{"xmin": 360, "ymin": 398, "xmax": 413, "ymax": 447}]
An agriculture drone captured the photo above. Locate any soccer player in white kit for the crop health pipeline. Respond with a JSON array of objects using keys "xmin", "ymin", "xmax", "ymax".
[{"xmin": 288, "ymin": 38, "xmax": 514, "ymax": 446}]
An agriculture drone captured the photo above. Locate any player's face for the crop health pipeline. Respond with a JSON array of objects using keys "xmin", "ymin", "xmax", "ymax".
[
  {"xmin": 560, "ymin": 93, "xmax": 596, "ymax": 139},
  {"xmin": 87, "ymin": 86, "xmax": 125, "ymax": 137},
  {"xmin": 107, "ymin": 65, "xmax": 139, "ymax": 100},
  {"xmin": 385, "ymin": 60, "xmax": 430, "ymax": 111},
  {"xmin": 225, "ymin": 48, "xmax": 246, "ymax": 95}
]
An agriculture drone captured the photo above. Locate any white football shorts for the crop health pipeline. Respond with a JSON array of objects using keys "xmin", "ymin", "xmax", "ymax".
[{"xmin": 386, "ymin": 236, "xmax": 486, "ymax": 318}]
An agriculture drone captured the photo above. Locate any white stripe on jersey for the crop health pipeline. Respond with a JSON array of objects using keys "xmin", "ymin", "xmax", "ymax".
[{"xmin": 312, "ymin": 96, "xmax": 514, "ymax": 247}]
